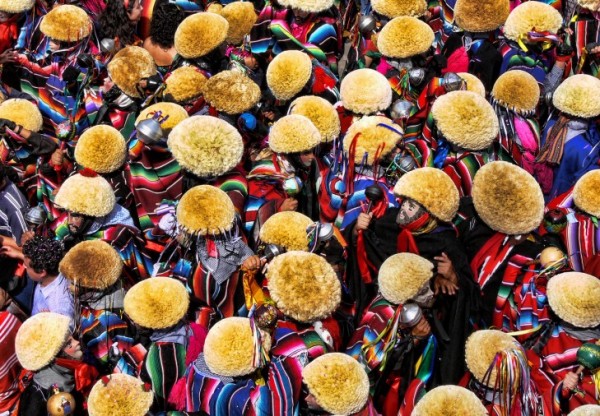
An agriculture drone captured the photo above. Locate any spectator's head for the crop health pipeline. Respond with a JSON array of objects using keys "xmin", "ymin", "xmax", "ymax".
[
  {"xmin": 22, "ymin": 236, "xmax": 64, "ymax": 281},
  {"xmin": 127, "ymin": 0, "xmax": 143, "ymax": 23},
  {"xmin": 149, "ymin": 1, "xmax": 185, "ymax": 49},
  {"xmin": 99, "ymin": 0, "xmax": 143, "ymax": 47}
]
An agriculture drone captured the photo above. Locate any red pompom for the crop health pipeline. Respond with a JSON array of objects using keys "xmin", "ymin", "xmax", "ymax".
[
  {"xmin": 79, "ymin": 167, "xmax": 98, "ymax": 178},
  {"xmin": 312, "ymin": 65, "xmax": 337, "ymax": 94}
]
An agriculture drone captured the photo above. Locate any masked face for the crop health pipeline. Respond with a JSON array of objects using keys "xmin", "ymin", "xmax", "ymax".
[
  {"xmin": 62, "ymin": 336, "xmax": 83, "ymax": 360},
  {"xmin": 67, "ymin": 212, "xmax": 88, "ymax": 235},
  {"xmin": 412, "ymin": 281, "xmax": 435, "ymax": 308},
  {"xmin": 305, "ymin": 393, "xmax": 322, "ymax": 411},
  {"xmin": 244, "ymin": 55, "xmax": 258, "ymax": 70},
  {"xmin": 287, "ymin": 152, "xmax": 314, "ymax": 172},
  {"xmin": 0, "ymin": 11, "xmax": 14, "ymax": 23},
  {"xmin": 101, "ymin": 77, "xmax": 115, "ymax": 94},
  {"xmin": 396, "ymin": 199, "xmax": 425, "ymax": 226},
  {"xmin": 299, "ymin": 150, "xmax": 315, "ymax": 168},
  {"xmin": 292, "ymin": 8, "xmax": 310, "ymax": 22},
  {"xmin": 176, "ymin": 230, "xmax": 193, "ymax": 249},
  {"xmin": 49, "ymin": 39, "xmax": 61, "ymax": 52}
]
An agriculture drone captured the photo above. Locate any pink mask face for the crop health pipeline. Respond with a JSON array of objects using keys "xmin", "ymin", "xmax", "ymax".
[
  {"xmin": 101, "ymin": 77, "xmax": 115, "ymax": 94},
  {"xmin": 244, "ymin": 55, "xmax": 258, "ymax": 70},
  {"xmin": 396, "ymin": 199, "xmax": 424, "ymax": 226},
  {"xmin": 63, "ymin": 336, "xmax": 83, "ymax": 360}
]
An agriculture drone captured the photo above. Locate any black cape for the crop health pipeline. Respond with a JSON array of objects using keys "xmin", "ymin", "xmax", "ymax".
[
  {"xmin": 344, "ymin": 207, "xmax": 481, "ymax": 384},
  {"xmin": 457, "ymin": 197, "xmax": 543, "ymax": 326}
]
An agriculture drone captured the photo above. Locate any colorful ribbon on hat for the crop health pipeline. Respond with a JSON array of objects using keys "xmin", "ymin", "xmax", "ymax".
[
  {"xmin": 481, "ymin": 345, "xmax": 538, "ymax": 416},
  {"xmin": 388, "ymin": 69, "xmax": 419, "ymax": 103},
  {"xmin": 242, "ymin": 268, "xmax": 270, "ymax": 310},
  {"xmin": 360, "ymin": 306, "xmax": 402, "ymax": 372},
  {"xmin": 248, "ymin": 306, "xmax": 270, "ymax": 372},
  {"xmin": 517, "ymin": 31, "xmax": 560, "ymax": 53},
  {"xmin": 414, "ymin": 335, "xmax": 437, "ymax": 384}
]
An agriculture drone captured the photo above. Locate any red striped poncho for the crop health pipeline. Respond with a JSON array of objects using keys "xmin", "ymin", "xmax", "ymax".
[{"xmin": 0, "ymin": 312, "xmax": 21, "ymax": 414}]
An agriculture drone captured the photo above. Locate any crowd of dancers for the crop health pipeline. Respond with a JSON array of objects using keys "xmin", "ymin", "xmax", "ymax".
[{"xmin": 0, "ymin": 0, "xmax": 599, "ymax": 414}]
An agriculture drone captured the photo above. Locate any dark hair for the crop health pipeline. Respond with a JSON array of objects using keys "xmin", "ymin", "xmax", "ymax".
[
  {"xmin": 149, "ymin": 1, "xmax": 185, "ymax": 49},
  {"xmin": 22, "ymin": 236, "xmax": 64, "ymax": 275},
  {"xmin": 98, "ymin": 0, "xmax": 136, "ymax": 46}
]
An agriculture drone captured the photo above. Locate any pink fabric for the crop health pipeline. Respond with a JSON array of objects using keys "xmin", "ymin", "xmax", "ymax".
[
  {"xmin": 376, "ymin": 58, "xmax": 393, "ymax": 75},
  {"xmin": 291, "ymin": 19, "xmax": 312, "ymax": 44},
  {"xmin": 168, "ymin": 322, "xmax": 208, "ymax": 411},
  {"xmin": 514, "ymin": 116, "xmax": 538, "ymax": 174},
  {"xmin": 512, "ymin": 116, "xmax": 553, "ymax": 192},
  {"xmin": 185, "ymin": 322, "xmax": 207, "ymax": 367},
  {"xmin": 0, "ymin": 312, "xmax": 21, "ymax": 413},
  {"xmin": 533, "ymin": 163, "xmax": 554, "ymax": 194},
  {"xmin": 442, "ymin": 46, "xmax": 469, "ymax": 74}
]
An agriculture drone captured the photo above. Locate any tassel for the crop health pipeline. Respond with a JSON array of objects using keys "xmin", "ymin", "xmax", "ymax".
[
  {"xmin": 167, "ymin": 376, "xmax": 188, "ymax": 411},
  {"xmin": 185, "ymin": 323, "xmax": 207, "ymax": 367}
]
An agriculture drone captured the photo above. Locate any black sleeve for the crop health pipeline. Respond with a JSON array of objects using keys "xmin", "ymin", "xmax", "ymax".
[
  {"xmin": 442, "ymin": 32, "xmax": 465, "ymax": 58},
  {"xmin": 469, "ymin": 40, "xmax": 503, "ymax": 92},
  {"xmin": 26, "ymin": 133, "xmax": 58, "ymax": 155},
  {"xmin": 415, "ymin": 229, "xmax": 481, "ymax": 385},
  {"xmin": 342, "ymin": 209, "xmax": 400, "ymax": 325}
]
